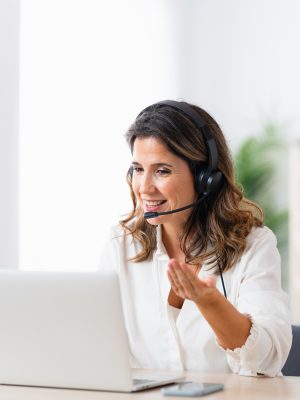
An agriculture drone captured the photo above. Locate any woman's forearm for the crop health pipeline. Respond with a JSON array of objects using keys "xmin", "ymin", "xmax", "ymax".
[
  {"xmin": 167, "ymin": 259, "xmax": 252, "ymax": 350},
  {"xmin": 195, "ymin": 290, "xmax": 252, "ymax": 350}
]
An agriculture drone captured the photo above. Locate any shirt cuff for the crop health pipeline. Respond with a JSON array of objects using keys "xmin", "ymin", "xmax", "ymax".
[
  {"xmin": 216, "ymin": 313, "xmax": 276, "ymax": 376},
  {"xmin": 221, "ymin": 313, "xmax": 258, "ymax": 355},
  {"xmin": 166, "ymin": 303, "xmax": 181, "ymax": 322}
]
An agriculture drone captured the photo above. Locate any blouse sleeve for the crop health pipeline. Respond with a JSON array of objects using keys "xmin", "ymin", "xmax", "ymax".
[{"xmin": 223, "ymin": 227, "xmax": 292, "ymax": 377}]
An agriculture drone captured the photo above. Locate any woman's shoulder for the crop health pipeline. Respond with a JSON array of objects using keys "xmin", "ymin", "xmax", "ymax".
[
  {"xmin": 108, "ymin": 223, "xmax": 131, "ymax": 241},
  {"xmin": 105, "ymin": 221, "xmax": 144, "ymax": 263},
  {"xmin": 108, "ymin": 220, "xmax": 140, "ymax": 247},
  {"xmin": 241, "ymin": 225, "xmax": 279, "ymax": 264},
  {"xmin": 246, "ymin": 225, "xmax": 277, "ymax": 248},
  {"xmin": 98, "ymin": 225, "xmax": 128, "ymax": 260}
]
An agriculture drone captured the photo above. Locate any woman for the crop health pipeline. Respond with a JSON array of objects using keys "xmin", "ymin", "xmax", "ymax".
[{"xmin": 100, "ymin": 100, "xmax": 292, "ymax": 376}]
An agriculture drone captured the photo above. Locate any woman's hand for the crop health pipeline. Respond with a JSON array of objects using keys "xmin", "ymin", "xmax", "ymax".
[
  {"xmin": 167, "ymin": 258, "xmax": 217, "ymax": 305},
  {"xmin": 167, "ymin": 258, "xmax": 252, "ymax": 350}
]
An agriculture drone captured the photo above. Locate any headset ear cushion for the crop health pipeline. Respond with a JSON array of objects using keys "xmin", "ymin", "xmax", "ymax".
[
  {"xmin": 206, "ymin": 170, "xmax": 224, "ymax": 194},
  {"xmin": 196, "ymin": 169, "xmax": 223, "ymax": 195},
  {"xmin": 196, "ymin": 169, "xmax": 207, "ymax": 194}
]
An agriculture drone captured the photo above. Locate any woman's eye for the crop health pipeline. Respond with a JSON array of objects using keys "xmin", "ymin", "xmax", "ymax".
[
  {"xmin": 157, "ymin": 169, "xmax": 171, "ymax": 176},
  {"xmin": 132, "ymin": 166, "xmax": 143, "ymax": 173}
]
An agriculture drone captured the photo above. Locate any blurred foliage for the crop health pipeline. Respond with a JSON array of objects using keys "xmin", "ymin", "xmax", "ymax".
[{"xmin": 234, "ymin": 122, "xmax": 289, "ymax": 289}]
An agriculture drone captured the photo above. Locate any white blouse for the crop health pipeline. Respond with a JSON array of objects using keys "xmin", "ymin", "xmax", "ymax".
[{"xmin": 99, "ymin": 224, "xmax": 292, "ymax": 377}]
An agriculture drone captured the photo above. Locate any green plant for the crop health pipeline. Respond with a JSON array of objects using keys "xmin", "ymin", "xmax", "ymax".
[{"xmin": 234, "ymin": 122, "xmax": 289, "ymax": 289}]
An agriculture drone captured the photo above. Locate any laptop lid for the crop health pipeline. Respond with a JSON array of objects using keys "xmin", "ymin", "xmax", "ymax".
[
  {"xmin": 0, "ymin": 269, "xmax": 135, "ymax": 391},
  {"xmin": 0, "ymin": 270, "xmax": 183, "ymax": 392}
]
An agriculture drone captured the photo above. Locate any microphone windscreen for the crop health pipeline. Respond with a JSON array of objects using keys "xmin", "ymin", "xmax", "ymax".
[{"xmin": 144, "ymin": 212, "xmax": 158, "ymax": 219}]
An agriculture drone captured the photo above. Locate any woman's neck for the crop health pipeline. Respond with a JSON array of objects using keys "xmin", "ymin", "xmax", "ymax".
[{"xmin": 161, "ymin": 223, "xmax": 185, "ymax": 262}]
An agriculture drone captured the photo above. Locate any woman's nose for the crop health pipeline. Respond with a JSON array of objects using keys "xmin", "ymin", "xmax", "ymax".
[{"xmin": 139, "ymin": 173, "xmax": 156, "ymax": 194}]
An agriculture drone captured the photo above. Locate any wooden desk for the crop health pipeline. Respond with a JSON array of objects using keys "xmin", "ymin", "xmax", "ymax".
[{"xmin": 1, "ymin": 371, "xmax": 300, "ymax": 400}]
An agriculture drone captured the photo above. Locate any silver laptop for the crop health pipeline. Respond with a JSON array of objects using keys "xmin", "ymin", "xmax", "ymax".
[{"xmin": 0, "ymin": 269, "xmax": 183, "ymax": 392}]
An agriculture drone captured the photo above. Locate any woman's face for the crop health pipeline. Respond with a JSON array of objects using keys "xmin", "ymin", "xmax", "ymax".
[{"xmin": 131, "ymin": 137, "xmax": 197, "ymax": 227}]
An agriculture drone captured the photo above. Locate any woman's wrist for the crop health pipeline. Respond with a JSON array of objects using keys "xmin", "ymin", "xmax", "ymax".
[{"xmin": 194, "ymin": 286, "xmax": 222, "ymax": 309}]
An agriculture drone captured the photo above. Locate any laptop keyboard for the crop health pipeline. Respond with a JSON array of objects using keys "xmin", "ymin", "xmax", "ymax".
[{"xmin": 133, "ymin": 378, "xmax": 155, "ymax": 385}]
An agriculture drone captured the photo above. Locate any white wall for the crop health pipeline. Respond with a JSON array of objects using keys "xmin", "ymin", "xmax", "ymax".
[
  {"xmin": 15, "ymin": 0, "xmax": 300, "ymax": 275},
  {"xmin": 0, "ymin": 0, "xmax": 19, "ymax": 268},
  {"xmin": 19, "ymin": 0, "xmax": 181, "ymax": 270},
  {"xmin": 167, "ymin": 0, "xmax": 300, "ymax": 150},
  {"xmin": 289, "ymin": 143, "xmax": 300, "ymax": 323}
]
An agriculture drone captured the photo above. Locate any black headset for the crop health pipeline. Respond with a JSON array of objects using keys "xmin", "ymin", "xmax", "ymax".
[{"xmin": 137, "ymin": 100, "xmax": 224, "ymax": 197}]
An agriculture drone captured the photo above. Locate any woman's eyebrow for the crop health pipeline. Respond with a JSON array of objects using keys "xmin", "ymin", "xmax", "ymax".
[{"xmin": 131, "ymin": 161, "xmax": 173, "ymax": 167}]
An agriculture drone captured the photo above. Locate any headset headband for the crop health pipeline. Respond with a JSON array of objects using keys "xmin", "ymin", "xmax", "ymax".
[{"xmin": 137, "ymin": 100, "xmax": 218, "ymax": 171}]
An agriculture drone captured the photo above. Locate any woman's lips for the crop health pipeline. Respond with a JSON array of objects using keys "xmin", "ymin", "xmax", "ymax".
[{"xmin": 143, "ymin": 200, "xmax": 167, "ymax": 212}]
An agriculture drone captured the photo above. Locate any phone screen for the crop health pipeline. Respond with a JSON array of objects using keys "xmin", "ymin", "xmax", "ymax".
[{"xmin": 161, "ymin": 381, "xmax": 224, "ymax": 397}]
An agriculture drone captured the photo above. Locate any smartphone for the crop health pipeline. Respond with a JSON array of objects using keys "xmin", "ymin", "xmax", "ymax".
[{"xmin": 161, "ymin": 381, "xmax": 224, "ymax": 397}]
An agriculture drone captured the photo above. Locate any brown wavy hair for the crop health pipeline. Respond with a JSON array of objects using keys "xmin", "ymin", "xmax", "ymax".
[{"xmin": 120, "ymin": 101, "xmax": 263, "ymax": 272}]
